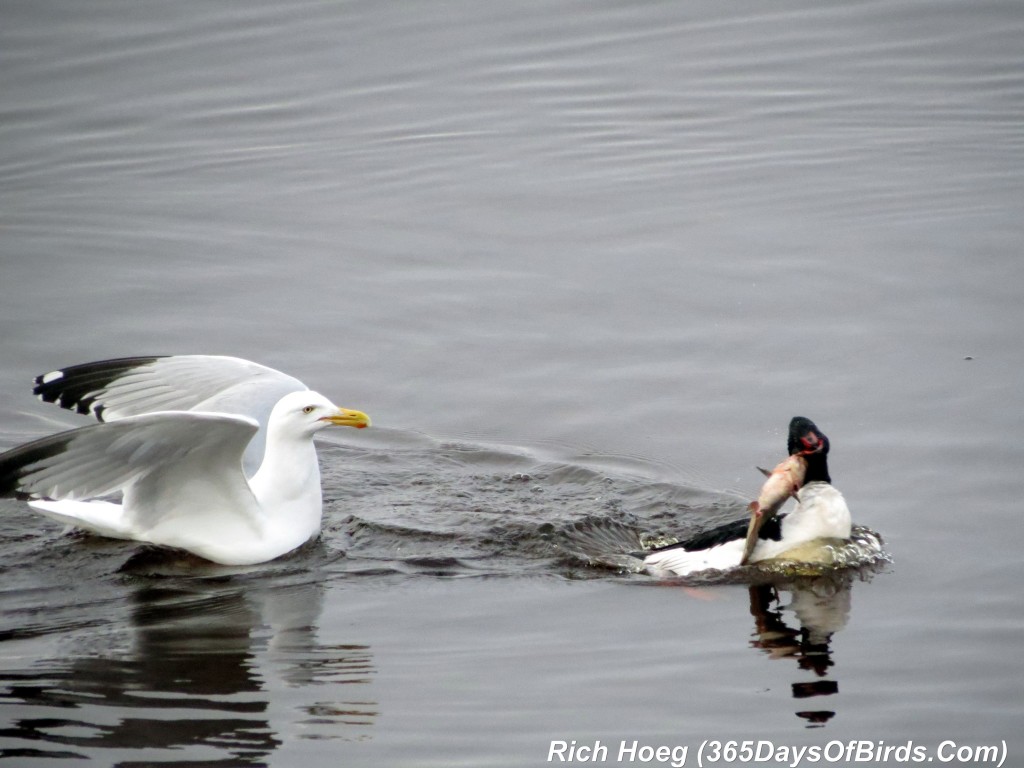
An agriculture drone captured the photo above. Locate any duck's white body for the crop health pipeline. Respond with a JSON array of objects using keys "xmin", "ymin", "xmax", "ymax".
[{"xmin": 643, "ymin": 482, "xmax": 851, "ymax": 576}]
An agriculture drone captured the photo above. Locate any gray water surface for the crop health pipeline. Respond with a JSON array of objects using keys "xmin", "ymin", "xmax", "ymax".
[{"xmin": 2, "ymin": 1, "xmax": 1022, "ymax": 765}]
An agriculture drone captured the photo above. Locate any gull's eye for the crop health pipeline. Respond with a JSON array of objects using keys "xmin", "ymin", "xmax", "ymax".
[{"xmin": 302, "ymin": 405, "xmax": 316, "ymax": 414}]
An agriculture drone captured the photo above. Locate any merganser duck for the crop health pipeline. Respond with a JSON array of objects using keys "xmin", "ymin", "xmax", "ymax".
[{"xmin": 642, "ymin": 417, "xmax": 851, "ymax": 576}]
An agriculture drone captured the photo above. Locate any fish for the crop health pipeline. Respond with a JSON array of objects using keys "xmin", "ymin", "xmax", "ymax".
[{"xmin": 739, "ymin": 452, "xmax": 808, "ymax": 565}]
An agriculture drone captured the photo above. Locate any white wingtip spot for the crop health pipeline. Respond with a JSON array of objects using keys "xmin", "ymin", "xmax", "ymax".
[{"xmin": 41, "ymin": 370, "xmax": 65, "ymax": 384}]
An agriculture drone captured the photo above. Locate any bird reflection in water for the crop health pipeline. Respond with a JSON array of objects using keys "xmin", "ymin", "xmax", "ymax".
[
  {"xmin": 746, "ymin": 573, "xmax": 861, "ymax": 727},
  {"xmin": 0, "ymin": 558, "xmax": 378, "ymax": 763}
]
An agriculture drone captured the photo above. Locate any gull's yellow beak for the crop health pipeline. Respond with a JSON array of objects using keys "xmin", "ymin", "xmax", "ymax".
[{"xmin": 320, "ymin": 408, "xmax": 371, "ymax": 429}]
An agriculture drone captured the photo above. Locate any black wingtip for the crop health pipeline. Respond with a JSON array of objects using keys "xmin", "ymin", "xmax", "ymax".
[
  {"xmin": 0, "ymin": 433, "xmax": 74, "ymax": 499},
  {"xmin": 32, "ymin": 356, "xmax": 166, "ymax": 420}
]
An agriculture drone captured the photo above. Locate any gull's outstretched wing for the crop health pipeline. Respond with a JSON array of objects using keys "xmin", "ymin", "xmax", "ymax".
[
  {"xmin": 0, "ymin": 411, "xmax": 258, "ymax": 508},
  {"xmin": 32, "ymin": 356, "xmax": 306, "ymax": 473},
  {"xmin": 33, "ymin": 355, "xmax": 306, "ymax": 421}
]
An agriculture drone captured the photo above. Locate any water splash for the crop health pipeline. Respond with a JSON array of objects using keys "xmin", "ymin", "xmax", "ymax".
[{"xmin": 315, "ymin": 435, "xmax": 891, "ymax": 584}]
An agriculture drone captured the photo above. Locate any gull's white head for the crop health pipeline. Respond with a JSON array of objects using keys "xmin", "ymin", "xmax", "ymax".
[{"xmin": 270, "ymin": 390, "xmax": 371, "ymax": 438}]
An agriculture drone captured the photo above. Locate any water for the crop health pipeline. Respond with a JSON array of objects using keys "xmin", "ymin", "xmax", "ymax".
[{"xmin": 2, "ymin": 0, "xmax": 1022, "ymax": 765}]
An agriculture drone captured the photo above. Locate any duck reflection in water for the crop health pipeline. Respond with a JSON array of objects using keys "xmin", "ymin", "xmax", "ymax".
[{"xmin": 746, "ymin": 574, "xmax": 860, "ymax": 727}]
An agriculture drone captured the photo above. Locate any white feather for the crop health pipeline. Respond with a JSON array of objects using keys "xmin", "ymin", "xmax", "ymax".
[{"xmin": 36, "ymin": 355, "xmax": 306, "ymax": 473}]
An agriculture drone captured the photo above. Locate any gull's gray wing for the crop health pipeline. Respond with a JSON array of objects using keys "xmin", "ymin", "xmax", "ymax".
[
  {"xmin": 0, "ymin": 411, "xmax": 258, "ymax": 506},
  {"xmin": 33, "ymin": 355, "xmax": 307, "ymax": 474},
  {"xmin": 33, "ymin": 355, "xmax": 307, "ymax": 421}
]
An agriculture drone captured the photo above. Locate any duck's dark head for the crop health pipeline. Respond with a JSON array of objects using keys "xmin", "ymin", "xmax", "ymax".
[{"xmin": 787, "ymin": 416, "xmax": 831, "ymax": 483}]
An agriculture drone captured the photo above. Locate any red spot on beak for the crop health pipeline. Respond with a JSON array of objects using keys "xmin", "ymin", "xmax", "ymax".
[{"xmin": 800, "ymin": 432, "xmax": 821, "ymax": 452}]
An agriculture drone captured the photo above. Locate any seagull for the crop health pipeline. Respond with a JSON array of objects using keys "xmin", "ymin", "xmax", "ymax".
[
  {"xmin": 0, "ymin": 355, "xmax": 370, "ymax": 565},
  {"xmin": 641, "ymin": 417, "xmax": 851, "ymax": 576}
]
